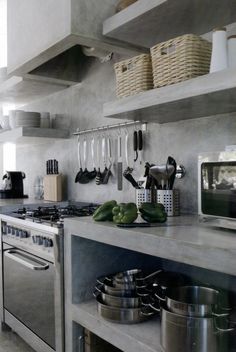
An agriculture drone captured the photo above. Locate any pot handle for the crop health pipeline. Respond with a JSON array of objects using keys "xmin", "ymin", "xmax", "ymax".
[
  {"xmin": 149, "ymin": 301, "xmax": 161, "ymax": 313},
  {"xmin": 140, "ymin": 307, "xmax": 156, "ymax": 317},
  {"xmin": 154, "ymin": 292, "xmax": 166, "ymax": 302},
  {"xmin": 215, "ymin": 317, "xmax": 235, "ymax": 333},
  {"xmin": 137, "ymin": 269, "xmax": 162, "ymax": 284},
  {"xmin": 96, "ymin": 276, "xmax": 112, "ymax": 285},
  {"xmin": 212, "ymin": 312, "xmax": 229, "ymax": 318}
]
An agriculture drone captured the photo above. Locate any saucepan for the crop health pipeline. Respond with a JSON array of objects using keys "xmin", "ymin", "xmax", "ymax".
[
  {"xmin": 94, "ymin": 286, "xmax": 143, "ymax": 308},
  {"xmin": 100, "ymin": 269, "xmax": 162, "ymax": 289},
  {"xmin": 96, "ymin": 276, "xmax": 137, "ymax": 296},
  {"xmin": 155, "ymin": 286, "xmax": 231, "ymax": 318},
  {"xmin": 95, "ymin": 295, "xmax": 154, "ymax": 324}
]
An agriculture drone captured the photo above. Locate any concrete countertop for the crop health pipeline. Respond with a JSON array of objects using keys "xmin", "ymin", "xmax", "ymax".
[{"xmin": 64, "ymin": 215, "xmax": 236, "ymax": 276}]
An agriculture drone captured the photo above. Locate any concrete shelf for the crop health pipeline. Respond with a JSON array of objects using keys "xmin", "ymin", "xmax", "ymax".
[
  {"xmin": 103, "ymin": 0, "xmax": 236, "ymax": 48},
  {"xmin": 0, "ymin": 72, "xmax": 75, "ymax": 107},
  {"xmin": 103, "ymin": 68, "xmax": 236, "ymax": 123},
  {"xmin": 71, "ymin": 300, "xmax": 161, "ymax": 352},
  {"xmin": 65, "ymin": 216, "xmax": 236, "ymax": 276},
  {"xmin": 0, "ymin": 127, "xmax": 69, "ymax": 144}
]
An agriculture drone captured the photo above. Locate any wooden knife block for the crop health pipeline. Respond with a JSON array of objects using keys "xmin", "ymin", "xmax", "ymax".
[{"xmin": 43, "ymin": 174, "xmax": 62, "ymax": 202}]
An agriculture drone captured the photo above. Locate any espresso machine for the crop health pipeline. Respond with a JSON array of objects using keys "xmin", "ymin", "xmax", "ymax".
[{"xmin": 0, "ymin": 171, "xmax": 28, "ymax": 199}]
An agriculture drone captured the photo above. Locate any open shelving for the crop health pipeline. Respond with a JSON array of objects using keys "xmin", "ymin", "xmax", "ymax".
[
  {"xmin": 71, "ymin": 300, "xmax": 161, "ymax": 352},
  {"xmin": 104, "ymin": 68, "xmax": 236, "ymax": 123},
  {"xmin": 0, "ymin": 127, "xmax": 69, "ymax": 144},
  {"xmin": 103, "ymin": 0, "xmax": 236, "ymax": 48}
]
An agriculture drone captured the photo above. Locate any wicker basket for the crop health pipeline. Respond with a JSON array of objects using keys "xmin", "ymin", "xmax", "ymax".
[
  {"xmin": 114, "ymin": 54, "xmax": 153, "ymax": 98},
  {"xmin": 151, "ymin": 34, "xmax": 212, "ymax": 88}
]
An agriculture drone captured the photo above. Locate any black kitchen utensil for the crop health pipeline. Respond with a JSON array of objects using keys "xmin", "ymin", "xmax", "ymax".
[
  {"xmin": 167, "ymin": 156, "xmax": 177, "ymax": 190},
  {"xmin": 133, "ymin": 130, "xmax": 138, "ymax": 162},
  {"xmin": 138, "ymin": 130, "xmax": 143, "ymax": 164},
  {"xmin": 123, "ymin": 170, "xmax": 140, "ymax": 188}
]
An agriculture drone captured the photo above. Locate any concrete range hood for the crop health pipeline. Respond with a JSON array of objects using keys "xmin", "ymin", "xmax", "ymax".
[{"xmin": 7, "ymin": 0, "xmax": 144, "ymax": 85}]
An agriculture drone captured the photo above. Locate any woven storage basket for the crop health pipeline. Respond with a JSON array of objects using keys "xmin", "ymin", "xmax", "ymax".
[
  {"xmin": 151, "ymin": 34, "xmax": 212, "ymax": 88},
  {"xmin": 114, "ymin": 54, "xmax": 153, "ymax": 98}
]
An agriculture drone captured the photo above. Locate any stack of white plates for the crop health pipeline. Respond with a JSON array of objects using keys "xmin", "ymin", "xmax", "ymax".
[{"xmin": 9, "ymin": 110, "xmax": 41, "ymax": 129}]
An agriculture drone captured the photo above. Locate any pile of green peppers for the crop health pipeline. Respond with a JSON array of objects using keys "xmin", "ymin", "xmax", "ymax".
[{"xmin": 93, "ymin": 200, "xmax": 167, "ymax": 224}]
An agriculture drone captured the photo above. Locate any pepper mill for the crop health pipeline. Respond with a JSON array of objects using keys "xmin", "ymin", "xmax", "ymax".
[{"xmin": 210, "ymin": 27, "xmax": 228, "ymax": 73}]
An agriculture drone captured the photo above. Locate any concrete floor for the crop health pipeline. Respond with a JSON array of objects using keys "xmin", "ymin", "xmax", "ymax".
[{"xmin": 0, "ymin": 329, "xmax": 35, "ymax": 352}]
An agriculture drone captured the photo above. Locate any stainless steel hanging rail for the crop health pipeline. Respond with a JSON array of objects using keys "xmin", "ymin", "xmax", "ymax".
[{"xmin": 73, "ymin": 121, "xmax": 147, "ymax": 136}]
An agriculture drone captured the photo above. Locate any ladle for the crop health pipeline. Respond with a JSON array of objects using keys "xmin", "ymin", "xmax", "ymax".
[
  {"xmin": 75, "ymin": 137, "xmax": 83, "ymax": 183},
  {"xmin": 88, "ymin": 137, "xmax": 97, "ymax": 180},
  {"xmin": 79, "ymin": 139, "xmax": 90, "ymax": 184},
  {"xmin": 150, "ymin": 164, "xmax": 175, "ymax": 189}
]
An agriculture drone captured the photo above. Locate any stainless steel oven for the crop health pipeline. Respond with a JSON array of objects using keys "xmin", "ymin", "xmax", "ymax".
[
  {"xmin": 3, "ymin": 244, "xmax": 55, "ymax": 349},
  {"xmin": 0, "ymin": 215, "xmax": 64, "ymax": 352}
]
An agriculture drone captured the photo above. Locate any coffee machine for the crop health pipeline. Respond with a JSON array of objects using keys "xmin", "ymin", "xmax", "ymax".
[{"xmin": 0, "ymin": 171, "xmax": 28, "ymax": 199}]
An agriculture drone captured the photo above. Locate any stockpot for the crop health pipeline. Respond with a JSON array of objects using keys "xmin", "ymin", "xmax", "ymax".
[
  {"xmin": 155, "ymin": 286, "xmax": 230, "ymax": 317},
  {"xmin": 158, "ymin": 305, "xmax": 234, "ymax": 352}
]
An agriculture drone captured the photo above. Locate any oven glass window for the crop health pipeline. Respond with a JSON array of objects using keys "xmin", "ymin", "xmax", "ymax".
[{"xmin": 201, "ymin": 162, "xmax": 236, "ymax": 217}]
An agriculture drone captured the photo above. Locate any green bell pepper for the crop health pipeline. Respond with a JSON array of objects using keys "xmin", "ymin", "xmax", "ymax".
[
  {"xmin": 93, "ymin": 200, "xmax": 117, "ymax": 221},
  {"xmin": 112, "ymin": 203, "xmax": 138, "ymax": 224},
  {"xmin": 139, "ymin": 202, "xmax": 167, "ymax": 223}
]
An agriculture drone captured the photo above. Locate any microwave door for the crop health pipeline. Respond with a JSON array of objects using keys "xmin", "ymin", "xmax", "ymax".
[{"xmin": 201, "ymin": 162, "xmax": 236, "ymax": 218}]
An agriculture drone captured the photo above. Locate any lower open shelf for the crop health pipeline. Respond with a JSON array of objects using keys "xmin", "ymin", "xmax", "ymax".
[{"xmin": 71, "ymin": 300, "xmax": 162, "ymax": 352}]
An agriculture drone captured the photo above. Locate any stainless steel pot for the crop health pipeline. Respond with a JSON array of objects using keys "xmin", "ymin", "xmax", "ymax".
[
  {"xmin": 156, "ymin": 286, "xmax": 230, "ymax": 317},
  {"xmin": 95, "ymin": 296, "xmax": 154, "ymax": 324},
  {"xmin": 103, "ymin": 269, "xmax": 162, "ymax": 288},
  {"xmin": 96, "ymin": 276, "xmax": 137, "ymax": 296},
  {"xmin": 159, "ymin": 305, "xmax": 234, "ymax": 352},
  {"xmin": 94, "ymin": 286, "xmax": 142, "ymax": 308}
]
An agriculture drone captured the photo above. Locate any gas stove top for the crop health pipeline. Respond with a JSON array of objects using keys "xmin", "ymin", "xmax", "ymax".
[{"xmin": 9, "ymin": 204, "xmax": 98, "ymax": 228}]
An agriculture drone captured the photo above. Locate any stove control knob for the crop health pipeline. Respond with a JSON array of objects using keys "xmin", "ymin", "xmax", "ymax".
[
  {"xmin": 32, "ymin": 235, "xmax": 37, "ymax": 244},
  {"xmin": 11, "ymin": 227, "xmax": 16, "ymax": 236},
  {"xmin": 19, "ymin": 230, "xmax": 27, "ymax": 238},
  {"xmin": 15, "ymin": 229, "xmax": 20, "ymax": 237},
  {"xmin": 7, "ymin": 226, "xmax": 12, "ymax": 234},
  {"xmin": 18, "ymin": 229, "xmax": 22, "ymax": 238},
  {"xmin": 38, "ymin": 236, "xmax": 43, "ymax": 245},
  {"xmin": 48, "ymin": 238, "xmax": 53, "ymax": 247}
]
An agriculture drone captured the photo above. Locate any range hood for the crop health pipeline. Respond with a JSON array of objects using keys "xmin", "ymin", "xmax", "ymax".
[{"xmin": 7, "ymin": 0, "xmax": 144, "ymax": 85}]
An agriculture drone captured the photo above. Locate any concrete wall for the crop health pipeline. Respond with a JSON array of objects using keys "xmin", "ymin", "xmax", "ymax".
[{"xmin": 16, "ymin": 54, "xmax": 236, "ymax": 214}]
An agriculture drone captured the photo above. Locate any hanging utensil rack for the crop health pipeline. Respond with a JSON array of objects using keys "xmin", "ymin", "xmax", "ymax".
[{"xmin": 73, "ymin": 121, "xmax": 147, "ymax": 136}]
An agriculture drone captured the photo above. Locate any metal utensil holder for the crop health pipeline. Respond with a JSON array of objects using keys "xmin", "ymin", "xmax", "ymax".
[
  {"xmin": 157, "ymin": 189, "xmax": 180, "ymax": 216},
  {"xmin": 136, "ymin": 189, "xmax": 153, "ymax": 207}
]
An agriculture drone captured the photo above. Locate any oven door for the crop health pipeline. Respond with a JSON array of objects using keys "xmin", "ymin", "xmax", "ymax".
[{"xmin": 3, "ymin": 244, "xmax": 55, "ymax": 349}]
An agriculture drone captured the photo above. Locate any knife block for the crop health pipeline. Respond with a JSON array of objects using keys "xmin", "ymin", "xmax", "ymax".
[{"xmin": 43, "ymin": 174, "xmax": 62, "ymax": 202}]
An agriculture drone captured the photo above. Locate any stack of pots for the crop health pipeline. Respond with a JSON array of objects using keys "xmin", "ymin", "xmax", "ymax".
[
  {"xmin": 94, "ymin": 269, "xmax": 186, "ymax": 324},
  {"xmin": 94, "ymin": 269, "xmax": 162, "ymax": 324},
  {"xmin": 148, "ymin": 285, "xmax": 234, "ymax": 352}
]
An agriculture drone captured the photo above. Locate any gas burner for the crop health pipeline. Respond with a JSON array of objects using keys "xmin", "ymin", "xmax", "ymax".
[{"xmin": 10, "ymin": 203, "xmax": 98, "ymax": 227}]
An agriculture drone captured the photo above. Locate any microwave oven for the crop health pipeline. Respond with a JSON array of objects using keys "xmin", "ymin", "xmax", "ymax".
[{"xmin": 198, "ymin": 151, "xmax": 236, "ymax": 229}]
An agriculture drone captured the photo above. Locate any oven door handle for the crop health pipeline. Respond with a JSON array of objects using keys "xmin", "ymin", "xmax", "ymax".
[{"xmin": 4, "ymin": 250, "xmax": 50, "ymax": 271}]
